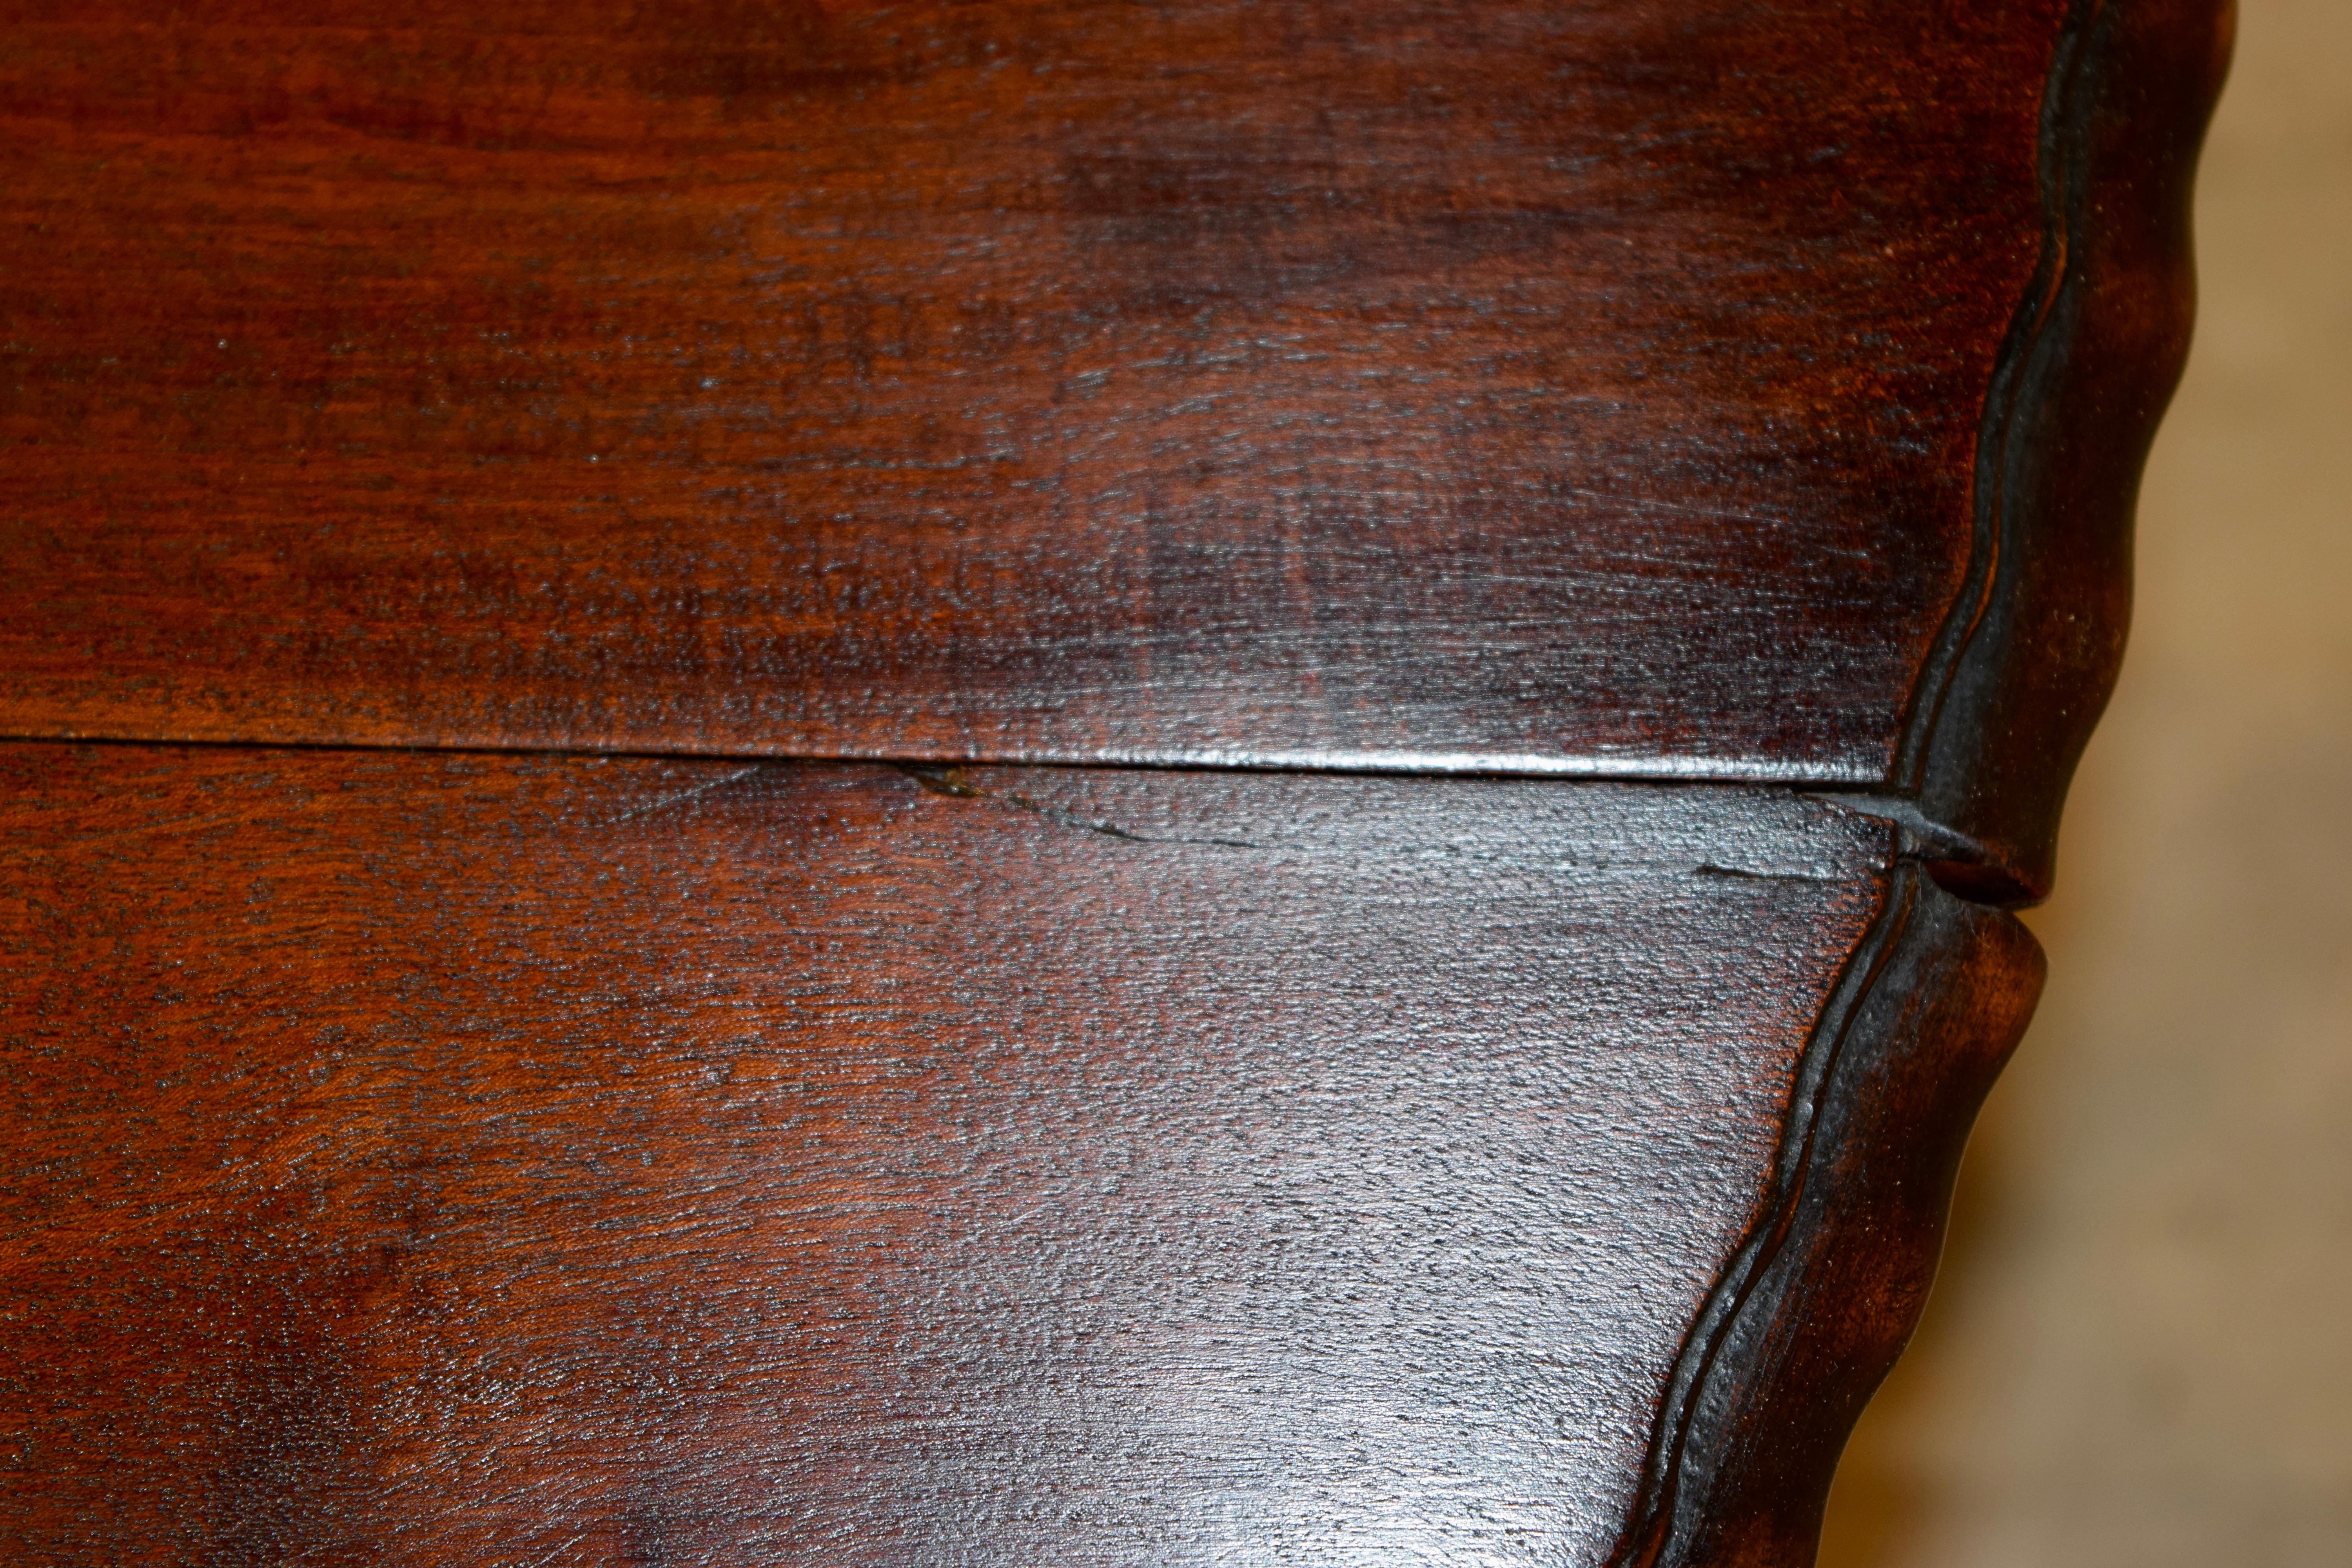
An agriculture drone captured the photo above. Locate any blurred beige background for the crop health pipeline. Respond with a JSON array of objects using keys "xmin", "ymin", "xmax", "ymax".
[{"xmin": 1818, "ymin": 2, "xmax": 2352, "ymax": 1563}]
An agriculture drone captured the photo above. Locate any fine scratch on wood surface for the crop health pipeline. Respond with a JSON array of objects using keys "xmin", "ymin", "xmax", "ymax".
[
  {"xmin": 2, "ymin": 0, "xmax": 2071, "ymax": 795},
  {"xmin": 1, "ymin": 741, "xmax": 1944, "ymax": 1565},
  {"xmin": 0, "ymin": 0, "xmax": 2236, "ymax": 1560}
]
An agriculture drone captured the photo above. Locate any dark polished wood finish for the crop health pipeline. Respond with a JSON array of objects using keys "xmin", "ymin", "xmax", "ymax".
[
  {"xmin": 0, "ymin": 0, "xmax": 2231, "ymax": 1561},
  {"xmin": 0, "ymin": 0, "xmax": 2228, "ymax": 894},
  {"xmin": 0, "ymin": 743, "xmax": 2037, "ymax": 1564}
]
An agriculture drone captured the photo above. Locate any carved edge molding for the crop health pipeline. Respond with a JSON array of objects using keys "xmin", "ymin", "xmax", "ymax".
[
  {"xmin": 1609, "ymin": 11, "xmax": 2235, "ymax": 1544},
  {"xmin": 1610, "ymin": 11, "xmax": 2236, "ymax": 1552},
  {"xmin": 1895, "ymin": 0, "xmax": 2236, "ymax": 906},
  {"xmin": 1609, "ymin": 865, "xmax": 2047, "ymax": 1568}
]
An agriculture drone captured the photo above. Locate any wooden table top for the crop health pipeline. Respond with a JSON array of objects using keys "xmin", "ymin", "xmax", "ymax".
[{"xmin": 0, "ymin": 1, "xmax": 2229, "ymax": 1562}]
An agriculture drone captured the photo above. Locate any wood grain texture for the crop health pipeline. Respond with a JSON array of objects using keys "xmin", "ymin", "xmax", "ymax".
[
  {"xmin": 1621, "ymin": 868, "xmax": 2043, "ymax": 1568},
  {"xmin": 0, "ymin": 741, "xmax": 2035, "ymax": 1565},
  {"xmin": 0, "ymin": 0, "xmax": 2082, "ymax": 793},
  {"xmin": 0, "ymin": 1, "xmax": 2233, "ymax": 1557},
  {"xmin": 1899, "ymin": 0, "xmax": 2232, "ymax": 902}
]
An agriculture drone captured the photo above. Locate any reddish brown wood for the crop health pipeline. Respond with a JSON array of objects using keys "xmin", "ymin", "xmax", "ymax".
[
  {"xmin": 1619, "ymin": 869, "xmax": 2043, "ymax": 1567},
  {"xmin": 0, "ymin": 0, "xmax": 2232, "ymax": 899},
  {"xmin": 1901, "ymin": 0, "xmax": 2233, "ymax": 902},
  {"xmin": 1, "ymin": 2, "xmax": 2078, "ymax": 798},
  {"xmin": 0, "ymin": 742, "xmax": 2037, "ymax": 1564},
  {"xmin": 0, "ymin": 1, "xmax": 2234, "ymax": 1559}
]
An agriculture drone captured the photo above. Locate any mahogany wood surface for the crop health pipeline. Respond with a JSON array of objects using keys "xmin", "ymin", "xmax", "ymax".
[
  {"xmin": 0, "ymin": 0, "xmax": 2224, "ymax": 900},
  {"xmin": 0, "ymin": 1, "xmax": 2233, "ymax": 1561},
  {"xmin": 0, "ymin": 742, "xmax": 2039, "ymax": 1564}
]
